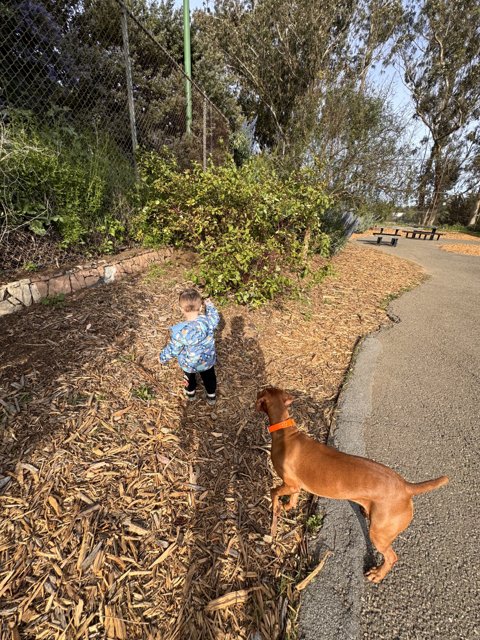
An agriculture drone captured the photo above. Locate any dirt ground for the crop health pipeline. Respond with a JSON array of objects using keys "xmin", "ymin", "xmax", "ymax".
[{"xmin": 0, "ymin": 243, "xmax": 423, "ymax": 639}]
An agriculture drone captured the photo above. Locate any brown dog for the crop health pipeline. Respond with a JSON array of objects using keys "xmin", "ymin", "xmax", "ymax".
[{"xmin": 256, "ymin": 387, "xmax": 449, "ymax": 582}]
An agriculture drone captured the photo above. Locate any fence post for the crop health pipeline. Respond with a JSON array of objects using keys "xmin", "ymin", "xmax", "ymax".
[
  {"xmin": 203, "ymin": 96, "xmax": 207, "ymax": 170},
  {"xmin": 209, "ymin": 103, "xmax": 213, "ymax": 156},
  {"xmin": 183, "ymin": 0, "xmax": 193, "ymax": 135},
  {"xmin": 120, "ymin": 3, "xmax": 138, "ymax": 173}
]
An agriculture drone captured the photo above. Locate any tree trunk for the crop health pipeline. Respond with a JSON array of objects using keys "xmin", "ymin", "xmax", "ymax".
[
  {"xmin": 420, "ymin": 143, "xmax": 442, "ymax": 226},
  {"xmin": 427, "ymin": 144, "xmax": 445, "ymax": 225},
  {"xmin": 422, "ymin": 211, "xmax": 432, "ymax": 226},
  {"xmin": 417, "ymin": 149, "xmax": 435, "ymax": 222},
  {"xmin": 301, "ymin": 224, "xmax": 312, "ymax": 269},
  {"xmin": 467, "ymin": 192, "xmax": 480, "ymax": 228}
]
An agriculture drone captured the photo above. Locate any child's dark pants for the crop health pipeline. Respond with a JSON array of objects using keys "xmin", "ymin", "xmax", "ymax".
[{"xmin": 183, "ymin": 367, "xmax": 216, "ymax": 398}]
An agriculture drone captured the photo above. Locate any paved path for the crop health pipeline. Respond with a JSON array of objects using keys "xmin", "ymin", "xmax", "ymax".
[{"xmin": 299, "ymin": 239, "xmax": 480, "ymax": 640}]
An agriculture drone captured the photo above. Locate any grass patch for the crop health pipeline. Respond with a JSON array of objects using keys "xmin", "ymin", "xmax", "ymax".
[
  {"xmin": 40, "ymin": 293, "xmax": 65, "ymax": 307},
  {"xmin": 438, "ymin": 224, "xmax": 480, "ymax": 237},
  {"xmin": 143, "ymin": 262, "xmax": 170, "ymax": 283},
  {"xmin": 23, "ymin": 261, "xmax": 39, "ymax": 272},
  {"xmin": 131, "ymin": 384, "xmax": 156, "ymax": 401},
  {"xmin": 306, "ymin": 513, "xmax": 324, "ymax": 534}
]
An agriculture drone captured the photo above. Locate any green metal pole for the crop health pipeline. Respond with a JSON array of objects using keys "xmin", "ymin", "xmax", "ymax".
[{"xmin": 183, "ymin": 0, "xmax": 192, "ymax": 135}]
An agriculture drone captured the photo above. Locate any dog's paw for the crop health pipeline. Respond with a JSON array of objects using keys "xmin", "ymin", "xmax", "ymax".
[{"xmin": 365, "ymin": 566, "xmax": 385, "ymax": 584}]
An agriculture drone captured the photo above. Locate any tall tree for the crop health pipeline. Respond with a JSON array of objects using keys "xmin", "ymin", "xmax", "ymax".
[
  {"xmin": 393, "ymin": 0, "xmax": 480, "ymax": 225},
  {"xmin": 310, "ymin": 84, "xmax": 416, "ymax": 212},
  {"xmin": 199, "ymin": 0, "xmax": 407, "ymax": 167},
  {"xmin": 463, "ymin": 128, "xmax": 480, "ymax": 227},
  {"xmin": 206, "ymin": 0, "xmax": 357, "ymax": 159},
  {"xmin": 350, "ymin": 0, "xmax": 403, "ymax": 93}
]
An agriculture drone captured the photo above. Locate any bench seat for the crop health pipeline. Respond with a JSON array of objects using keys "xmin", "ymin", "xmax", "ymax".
[{"xmin": 375, "ymin": 236, "xmax": 399, "ymax": 246}]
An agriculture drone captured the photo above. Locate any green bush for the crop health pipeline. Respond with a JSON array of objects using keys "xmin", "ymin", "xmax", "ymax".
[
  {"xmin": 135, "ymin": 153, "xmax": 332, "ymax": 305},
  {"xmin": 1, "ymin": 112, "xmax": 135, "ymax": 250},
  {"xmin": 439, "ymin": 194, "xmax": 478, "ymax": 228}
]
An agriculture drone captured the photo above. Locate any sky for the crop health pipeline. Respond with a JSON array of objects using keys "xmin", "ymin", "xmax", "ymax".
[
  {"xmin": 369, "ymin": 63, "xmax": 426, "ymax": 146},
  {"xmin": 180, "ymin": 0, "xmax": 208, "ymax": 9}
]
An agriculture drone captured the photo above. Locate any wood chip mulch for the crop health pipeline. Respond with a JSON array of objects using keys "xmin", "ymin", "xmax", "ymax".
[
  {"xmin": 0, "ymin": 243, "xmax": 423, "ymax": 640},
  {"xmin": 440, "ymin": 231, "xmax": 480, "ymax": 241},
  {"xmin": 440, "ymin": 243, "xmax": 480, "ymax": 256}
]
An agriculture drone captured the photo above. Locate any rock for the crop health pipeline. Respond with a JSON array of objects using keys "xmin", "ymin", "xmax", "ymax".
[
  {"xmin": 7, "ymin": 280, "xmax": 32, "ymax": 306},
  {"xmin": 103, "ymin": 265, "xmax": 117, "ymax": 284},
  {"xmin": 69, "ymin": 272, "xmax": 85, "ymax": 292},
  {"xmin": 31, "ymin": 279, "xmax": 49, "ymax": 300},
  {"xmin": 48, "ymin": 275, "xmax": 72, "ymax": 296},
  {"xmin": 0, "ymin": 300, "xmax": 16, "ymax": 316},
  {"xmin": 30, "ymin": 283, "xmax": 42, "ymax": 303}
]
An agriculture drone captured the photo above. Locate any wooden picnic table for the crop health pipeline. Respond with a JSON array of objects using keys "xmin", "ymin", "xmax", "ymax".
[
  {"xmin": 403, "ymin": 227, "xmax": 445, "ymax": 241},
  {"xmin": 370, "ymin": 225, "xmax": 446, "ymax": 244}
]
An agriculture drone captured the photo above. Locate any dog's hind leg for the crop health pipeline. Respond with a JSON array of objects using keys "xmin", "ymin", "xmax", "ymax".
[
  {"xmin": 365, "ymin": 500, "xmax": 413, "ymax": 583},
  {"xmin": 365, "ymin": 537, "xmax": 398, "ymax": 583}
]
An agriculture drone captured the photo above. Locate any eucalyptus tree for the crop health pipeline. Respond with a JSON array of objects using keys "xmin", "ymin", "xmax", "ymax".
[
  {"xmin": 349, "ymin": 0, "xmax": 403, "ymax": 93},
  {"xmin": 310, "ymin": 84, "xmax": 416, "ymax": 214},
  {"xmin": 206, "ymin": 0, "xmax": 358, "ymax": 160},
  {"xmin": 393, "ymin": 0, "xmax": 480, "ymax": 225},
  {"xmin": 199, "ymin": 0, "xmax": 411, "ymax": 176},
  {"xmin": 463, "ymin": 128, "xmax": 480, "ymax": 227}
]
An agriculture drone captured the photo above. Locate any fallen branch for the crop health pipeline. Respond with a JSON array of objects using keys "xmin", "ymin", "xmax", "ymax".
[
  {"xmin": 205, "ymin": 587, "xmax": 260, "ymax": 612},
  {"xmin": 295, "ymin": 550, "xmax": 333, "ymax": 592}
]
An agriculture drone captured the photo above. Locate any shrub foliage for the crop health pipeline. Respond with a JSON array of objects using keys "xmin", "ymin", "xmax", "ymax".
[
  {"xmin": 135, "ymin": 153, "xmax": 333, "ymax": 304},
  {"xmin": 1, "ymin": 113, "xmax": 135, "ymax": 253}
]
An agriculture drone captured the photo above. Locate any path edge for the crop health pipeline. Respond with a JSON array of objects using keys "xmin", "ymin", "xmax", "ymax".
[{"xmin": 298, "ymin": 322, "xmax": 396, "ymax": 639}]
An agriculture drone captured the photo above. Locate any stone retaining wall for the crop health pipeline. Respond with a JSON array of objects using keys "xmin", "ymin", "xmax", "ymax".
[{"xmin": 0, "ymin": 247, "xmax": 173, "ymax": 317}]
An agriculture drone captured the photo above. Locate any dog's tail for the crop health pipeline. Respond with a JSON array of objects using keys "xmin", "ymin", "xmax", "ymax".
[{"xmin": 407, "ymin": 475, "xmax": 449, "ymax": 496}]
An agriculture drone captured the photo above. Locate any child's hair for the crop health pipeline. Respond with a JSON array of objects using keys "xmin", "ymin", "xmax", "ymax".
[{"xmin": 179, "ymin": 288, "xmax": 203, "ymax": 313}]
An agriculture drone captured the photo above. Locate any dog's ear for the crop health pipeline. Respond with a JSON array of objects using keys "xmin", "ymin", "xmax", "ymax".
[
  {"xmin": 283, "ymin": 392, "xmax": 294, "ymax": 407},
  {"xmin": 255, "ymin": 396, "xmax": 267, "ymax": 412}
]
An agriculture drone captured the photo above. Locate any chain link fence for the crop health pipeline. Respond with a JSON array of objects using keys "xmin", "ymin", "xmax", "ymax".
[
  {"xmin": 0, "ymin": 0, "xmax": 230, "ymax": 273},
  {"xmin": 118, "ymin": 1, "xmax": 230, "ymax": 169}
]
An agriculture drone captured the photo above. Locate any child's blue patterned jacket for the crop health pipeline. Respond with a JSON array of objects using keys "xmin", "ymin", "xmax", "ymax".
[{"xmin": 159, "ymin": 303, "xmax": 220, "ymax": 373}]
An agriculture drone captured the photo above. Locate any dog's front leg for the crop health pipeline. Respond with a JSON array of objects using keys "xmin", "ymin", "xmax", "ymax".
[
  {"xmin": 271, "ymin": 511, "xmax": 279, "ymax": 537},
  {"xmin": 270, "ymin": 482, "xmax": 298, "ymax": 536}
]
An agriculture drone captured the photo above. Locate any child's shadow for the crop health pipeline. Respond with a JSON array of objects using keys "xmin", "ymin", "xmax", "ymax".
[{"xmin": 173, "ymin": 314, "xmax": 273, "ymax": 638}]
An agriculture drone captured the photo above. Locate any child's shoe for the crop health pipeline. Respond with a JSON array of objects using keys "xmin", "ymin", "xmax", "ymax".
[
  {"xmin": 184, "ymin": 389, "xmax": 196, "ymax": 402},
  {"xmin": 206, "ymin": 393, "xmax": 216, "ymax": 406}
]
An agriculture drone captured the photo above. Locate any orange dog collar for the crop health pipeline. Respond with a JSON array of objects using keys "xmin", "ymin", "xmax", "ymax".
[{"xmin": 268, "ymin": 418, "xmax": 295, "ymax": 433}]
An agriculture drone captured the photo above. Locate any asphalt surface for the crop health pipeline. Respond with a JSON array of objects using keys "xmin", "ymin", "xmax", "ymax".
[{"xmin": 299, "ymin": 238, "xmax": 480, "ymax": 640}]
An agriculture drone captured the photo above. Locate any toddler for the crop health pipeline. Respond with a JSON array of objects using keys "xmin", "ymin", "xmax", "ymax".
[{"xmin": 159, "ymin": 288, "xmax": 220, "ymax": 405}]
